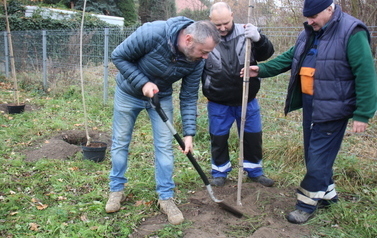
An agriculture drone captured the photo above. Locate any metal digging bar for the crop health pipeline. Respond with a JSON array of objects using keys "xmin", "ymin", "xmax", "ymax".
[{"xmin": 150, "ymin": 94, "xmax": 243, "ymax": 218}]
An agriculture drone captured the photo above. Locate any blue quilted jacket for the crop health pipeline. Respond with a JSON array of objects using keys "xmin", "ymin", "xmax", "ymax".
[{"xmin": 111, "ymin": 16, "xmax": 205, "ymax": 136}]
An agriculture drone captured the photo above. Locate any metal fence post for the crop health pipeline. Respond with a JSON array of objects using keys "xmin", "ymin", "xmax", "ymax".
[
  {"xmin": 3, "ymin": 31, "xmax": 9, "ymax": 78},
  {"xmin": 103, "ymin": 27, "xmax": 109, "ymax": 104},
  {"xmin": 42, "ymin": 30, "xmax": 48, "ymax": 90}
]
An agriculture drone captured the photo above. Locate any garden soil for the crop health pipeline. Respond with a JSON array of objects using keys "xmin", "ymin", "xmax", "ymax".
[
  {"xmin": 17, "ymin": 129, "xmax": 313, "ymax": 237},
  {"xmin": 130, "ymin": 183, "xmax": 313, "ymax": 238}
]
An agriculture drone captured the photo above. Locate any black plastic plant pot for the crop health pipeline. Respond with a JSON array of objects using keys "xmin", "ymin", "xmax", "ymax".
[
  {"xmin": 82, "ymin": 141, "xmax": 107, "ymax": 163},
  {"xmin": 7, "ymin": 103, "xmax": 25, "ymax": 114}
]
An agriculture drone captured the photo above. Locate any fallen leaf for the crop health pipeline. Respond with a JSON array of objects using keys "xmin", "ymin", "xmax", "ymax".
[
  {"xmin": 135, "ymin": 200, "xmax": 144, "ymax": 206},
  {"xmin": 36, "ymin": 204, "xmax": 48, "ymax": 210},
  {"xmin": 29, "ymin": 223, "xmax": 39, "ymax": 231},
  {"xmin": 80, "ymin": 215, "xmax": 88, "ymax": 222},
  {"xmin": 31, "ymin": 198, "xmax": 39, "ymax": 203},
  {"xmin": 144, "ymin": 200, "xmax": 153, "ymax": 206}
]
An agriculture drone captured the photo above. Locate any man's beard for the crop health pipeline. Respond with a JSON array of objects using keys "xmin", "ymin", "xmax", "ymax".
[{"xmin": 182, "ymin": 44, "xmax": 201, "ymax": 62}]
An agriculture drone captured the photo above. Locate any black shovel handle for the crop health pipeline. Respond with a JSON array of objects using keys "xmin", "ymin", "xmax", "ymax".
[
  {"xmin": 151, "ymin": 95, "xmax": 168, "ymax": 122},
  {"xmin": 151, "ymin": 95, "xmax": 244, "ymax": 218},
  {"xmin": 150, "ymin": 95, "xmax": 210, "ymax": 186}
]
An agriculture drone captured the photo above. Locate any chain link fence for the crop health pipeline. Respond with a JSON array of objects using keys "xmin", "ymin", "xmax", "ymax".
[{"xmin": 0, "ymin": 25, "xmax": 376, "ymax": 100}]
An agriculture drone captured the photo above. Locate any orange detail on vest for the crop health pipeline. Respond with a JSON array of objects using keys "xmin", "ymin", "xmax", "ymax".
[{"xmin": 300, "ymin": 67, "xmax": 315, "ymax": 95}]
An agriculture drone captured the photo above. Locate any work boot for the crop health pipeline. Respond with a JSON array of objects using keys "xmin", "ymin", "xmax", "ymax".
[
  {"xmin": 317, "ymin": 198, "xmax": 338, "ymax": 209},
  {"xmin": 286, "ymin": 209, "xmax": 314, "ymax": 224},
  {"xmin": 210, "ymin": 177, "xmax": 226, "ymax": 186},
  {"xmin": 250, "ymin": 175, "xmax": 275, "ymax": 187},
  {"xmin": 158, "ymin": 198, "xmax": 184, "ymax": 225},
  {"xmin": 105, "ymin": 191, "xmax": 126, "ymax": 213}
]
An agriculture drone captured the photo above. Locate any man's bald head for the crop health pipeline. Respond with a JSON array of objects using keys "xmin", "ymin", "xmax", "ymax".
[{"xmin": 209, "ymin": 2, "xmax": 234, "ymax": 36}]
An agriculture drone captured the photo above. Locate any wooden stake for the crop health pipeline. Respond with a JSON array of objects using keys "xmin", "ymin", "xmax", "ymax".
[
  {"xmin": 237, "ymin": 0, "xmax": 254, "ymax": 206},
  {"xmin": 79, "ymin": 0, "xmax": 91, "ymax": 146},
  {"xmin": 3, "ymin": 0, "xmax": 19, "ymax": 105}
]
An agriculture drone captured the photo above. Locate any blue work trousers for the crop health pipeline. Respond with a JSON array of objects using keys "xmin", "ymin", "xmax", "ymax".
[
  {"xmin": 297, "ymin": 94, "xmax": 348, "ymax": 213},
  {"xmin": 207, "ymin": 99, "xmax": 264, "ymax": 178}
]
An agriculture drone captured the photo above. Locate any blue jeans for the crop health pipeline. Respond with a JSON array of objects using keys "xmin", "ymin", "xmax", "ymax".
[{"xmin": 109, "ymin": 86, "xmax": 175, "ymax": 200}]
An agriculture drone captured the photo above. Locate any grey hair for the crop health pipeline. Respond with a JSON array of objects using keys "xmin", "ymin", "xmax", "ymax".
[
  {"xmin": 330, "ymin": 2, "xmax": 335, "ymax": 12},
  {"xmin": 209, "ymin": 2, "xmax": 232, "ymax": 18},
  {"xmin": 184, "ymin": 20, "xmax": 221, "ymax": 44}
]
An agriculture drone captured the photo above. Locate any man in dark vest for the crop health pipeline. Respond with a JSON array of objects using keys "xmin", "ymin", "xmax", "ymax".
[
  {"xmin": 202, "ymin": 2, "xmax": 275, "ymax": 188},
  {"xmin": 243, "ymin": 0, "xmax": 377, "ymax": 224}
]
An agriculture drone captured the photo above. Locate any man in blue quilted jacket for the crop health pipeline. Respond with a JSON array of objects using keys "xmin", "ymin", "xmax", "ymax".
[{"xmin": 105, "ymin": 17, "xmax": 220, "ymax": 225}]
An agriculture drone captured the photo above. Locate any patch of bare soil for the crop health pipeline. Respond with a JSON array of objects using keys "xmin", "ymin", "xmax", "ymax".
[
  {"xmin": 131, "ymin": 182, "xmax": 313, "ymax": 238},
  {"xmin": 21, "ymin": 130, "xmax": 112, "ymax": 162}
]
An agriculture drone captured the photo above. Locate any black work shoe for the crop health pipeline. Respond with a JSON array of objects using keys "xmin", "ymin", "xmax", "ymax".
[
  {"xmin": 210, "ymin": 177, "xmax": 226, "ymax": 186},
  {"xmin": 250, "ymin": 175, "xmax": 275, "ymax": 187},
  {"xmin": 286, "ymin": 209, "xmax": 314, "ymax": 224}
]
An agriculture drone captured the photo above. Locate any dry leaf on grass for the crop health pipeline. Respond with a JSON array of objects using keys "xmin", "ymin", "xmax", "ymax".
[{"xmin": 29, "ymin": 223, "xmax": 39, "ymax": 231}]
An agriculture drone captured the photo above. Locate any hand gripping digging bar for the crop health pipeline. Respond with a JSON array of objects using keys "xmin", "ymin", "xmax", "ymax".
[{"xmin": 150, "ymin": 94, "xmax": 243, "ymax": 218}]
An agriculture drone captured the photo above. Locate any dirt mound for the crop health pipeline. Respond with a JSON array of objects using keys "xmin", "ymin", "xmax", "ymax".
[
  {"xmin": 22, "ymin": 130, "xmax": 112, "ymax": 162},
  {"xmin": 131, "ymin": 182, "xmax": 311, "ymax": 238}
]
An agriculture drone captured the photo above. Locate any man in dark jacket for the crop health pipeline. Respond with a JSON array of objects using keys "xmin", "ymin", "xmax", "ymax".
[
  {"xmin": 202, "ymin": 2, "xmax": 275, "ymax": 187},
  {"xmin": 106, "ymin": 17, "xmax": 220, "ymax": 225},
  {"xmin": 244, "ymin": 0, "xmax": 377, "ymax": 224}
]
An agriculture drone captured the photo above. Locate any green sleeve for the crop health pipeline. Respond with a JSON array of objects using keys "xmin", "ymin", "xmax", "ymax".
[
  {"xmin": 258, "ymin": 46, "xmax": 295, "ymax": 78},
  {"xmin": 347, "ymin": 30, "xmax": 377, "ymax": 123}
]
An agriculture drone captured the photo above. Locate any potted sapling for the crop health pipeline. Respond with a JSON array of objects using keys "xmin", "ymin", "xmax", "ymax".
[
  {"xmin": 3, "ymin": 0, "xmax": 25, "ymax": 114},
  {"xmin": 78, "ymin": 1, "xmax": 107, "ymax": 162}
]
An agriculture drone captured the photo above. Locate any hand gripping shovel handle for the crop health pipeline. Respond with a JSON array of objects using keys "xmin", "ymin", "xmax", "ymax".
[{"xmin": 150, "ymin": 95, "xmax": 243, "ymax": 218}]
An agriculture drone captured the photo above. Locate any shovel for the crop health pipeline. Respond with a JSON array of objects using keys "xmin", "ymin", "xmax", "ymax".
[{"xmin": 150, "ymin": 94, "xmax": 243, "ymax": 218}]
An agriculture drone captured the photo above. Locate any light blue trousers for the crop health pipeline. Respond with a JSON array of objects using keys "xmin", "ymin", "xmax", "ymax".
[{"xmin": 109, "ymin": 86, "xmax": 175, "ymax": 200}]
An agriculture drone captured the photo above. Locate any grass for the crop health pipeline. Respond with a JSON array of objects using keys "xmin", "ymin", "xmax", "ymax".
[{"xmin": 1, "ymin": 71, "xmax": 377, "ymax": 237}]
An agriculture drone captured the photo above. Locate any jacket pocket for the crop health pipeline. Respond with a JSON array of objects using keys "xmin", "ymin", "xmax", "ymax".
[{"xmin": 299, "ymin": 67, "xmax": 315, "ymax": 95}]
